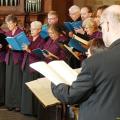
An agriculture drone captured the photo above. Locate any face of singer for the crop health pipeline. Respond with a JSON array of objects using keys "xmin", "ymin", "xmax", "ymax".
[
  {"xmin": 48, "ymin": 29, "xmax": 59, "ymax": 41},
  {"xmin": 47, "ymin": 15, "xmax": 58, "ymax": 25},
  {"xmin": 6, "ymin": 21, "xmax": 17, "ymax": 31},
  {"xmin": 84, "ymin": 26, "xmax": 96, "ymax": 35},
  {"xmin": 81, "ymin": 7, "xmax": 92, "ymax": 21},
  {"xmin": 94, "ymin": 9, "xmax": 103, "ymax": 26},
  {"xmin": 69, "ymin": 11, "xmax": 81, "ymax": 21},
  {"xmin": 30, "ymin": 25, "xmax": 41, "ymax": 37},
  {"xmin": 83, "ymin": 18, "xmax": 98, "ymax": 35}
]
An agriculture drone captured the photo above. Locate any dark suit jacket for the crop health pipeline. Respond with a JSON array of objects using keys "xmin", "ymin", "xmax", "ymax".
[{"xmin": 52, "ymin": 39, "xmax": 120, "ymax": 120}]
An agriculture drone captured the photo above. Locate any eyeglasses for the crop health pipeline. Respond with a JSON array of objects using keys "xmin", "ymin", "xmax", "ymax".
[
  {"xmin": 30, "ymin": 28, "xmax": 39, "ymax": 31},
  {"xmin": 84, "ymin": 26, "xmax": 94, "ymax": 29},
  {"xmin": 48, "ymin": 17, "xmax": 57, "ymax": 20},
  {"xmin": 99, "ymin": 21, "xmax": 109, "ymax": 28},
  {"xmin": 69, "ymin": 12, "xmax": 78, "ymax": 16},
  {"xmin": 99, "ymin": 21, "xmax": 104, "ymax": 28}
]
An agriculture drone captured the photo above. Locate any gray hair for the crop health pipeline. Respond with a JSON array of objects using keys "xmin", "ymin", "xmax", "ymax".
[
  {"xmin": 30, "ymin": 21, "xmax": 42, "ymax": 29},
  {"xmin": 69, "ymin": 5, "xmax": 80, "ymax": 14}
]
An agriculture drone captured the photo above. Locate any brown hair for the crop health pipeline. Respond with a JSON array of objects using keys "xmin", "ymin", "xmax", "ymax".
[
  {"xmin": 5, "ymin": 14, "xmax": 18, "ymax": 24},
  {"xmin": 97, "ymin": 5, "xmax": 109, "ymax": 11},
  {"xmin": 48, "ymin": 23, "xmax": 66, "ymax": 36},
  {"xmin": 48, "ymin": 11, "xmax": 58, "ymax": 18},
  {"xmin": 89, "ymin": 38, "xmax": 106, "ymax": 55},
  {"xmin": 83, "ymin": 5, "xmax": 93, "ymax": 13}
]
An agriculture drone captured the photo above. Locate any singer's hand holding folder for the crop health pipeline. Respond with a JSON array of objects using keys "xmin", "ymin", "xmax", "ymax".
[
  {"xmin": 32, "ymin": 48, "xmax": 49, "ymax": 55},
  {"xmin": 6, "ymin": 32, "xmax": 30, "ymax": 50},
  {"xmin": 64, "ymin": 21, "xmax": 82, "ymax": 32},
  {"xmin": 32, "ymin": 48, "xmax": 59, "ymax": 60}
]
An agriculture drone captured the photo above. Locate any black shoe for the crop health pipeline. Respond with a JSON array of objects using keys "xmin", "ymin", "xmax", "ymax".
[
  {"xmin": 0, "ymin": 103, "xmax": 4, "ymax": 106},
  {"xmin": 7, "ymin": 107, "xmax": 14, "ymax": 111}
]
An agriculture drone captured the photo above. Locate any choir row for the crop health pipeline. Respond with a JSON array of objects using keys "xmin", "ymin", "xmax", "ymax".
[{"xmin": 0, "ymin": 4, "xmax": 108, "ymax": 120}]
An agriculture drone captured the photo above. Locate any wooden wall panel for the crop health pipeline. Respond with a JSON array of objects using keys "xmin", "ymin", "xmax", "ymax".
[
  {"xmin": 0, "ymin": 0, "xmax": 24, "ymax": 15},
  {"xmin": 74, "ymin": 0, "xmax": 120, "ymax": 9},
  {"xmin": 43, "ymin": 0, "xmax": 73, "ymax": 23}
]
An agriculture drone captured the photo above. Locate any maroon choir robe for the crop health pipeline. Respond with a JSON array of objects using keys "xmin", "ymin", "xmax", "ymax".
[
  {"xmin": 21, "ymin": 35, "xmax": 46, "ymax": 115},
  {"xmin": 22, "ymin": 35, "xmax": 46, "ymax": 72},
  {"xmin": 5, "ymin": 27, "xmax": 23, "ymax": 65},
  {"xmin": 0, "ymin": 29, "xmax": 6, "ymax": 105},
  {"xmin": 0, "ymin": 29, "xmax": 7, "ymax": 62},
  {"xmin": 43, "ymin": 35, "xmax": 68, "ymax": 63},
  {"xmin": 5, "ymin": 27, "xmax": 24, "ymax": 109},
  {"xmin": 89, "ymin": 31, "xmax": 102, "ymax": 40}
]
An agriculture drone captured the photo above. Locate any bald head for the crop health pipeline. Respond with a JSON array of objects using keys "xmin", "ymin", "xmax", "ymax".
[
  {"xmin": 101, "ymin": 5, "xmax": 120, "ymax": 22},
  {"xmin": 100, "ymin": 5, "xmax": 120, "ymax": 47}
]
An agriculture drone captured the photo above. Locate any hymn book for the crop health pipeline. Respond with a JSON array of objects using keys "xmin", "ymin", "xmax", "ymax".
[
  {"xmin": 63, "ymin": 44, "xmax": 80, "ymax": 60},
  {"xmin": 64, "ymin": 21, "xmax": 82, "ymax": 31},
  {"xmin": 32, "ymin": 48, "xmax": 59, "ymax": 60},
  {"xmin": 32, "ymin": 48, "xmax": 49, "ymax": 55},
  {"xmin": 68, "ymin": 38, "xmax": 87, "ymax": 53},
  {"xmin": 73, "ymin": 34, "xmax": 89, "ymax": 46},
  {"xmin": 26, "ymin": 63, "xmax": 81, "ymax": 107},
  {"xmin": 30, "ymin": 60, "xmax": 79, "ymax": 85},
  {"xmin": 6, "ymin": 32, "xmax": 30, "ymax": 50},
  {"xmin": 40, "ymin": 24, "xmax": 49, "ymax": 40}
]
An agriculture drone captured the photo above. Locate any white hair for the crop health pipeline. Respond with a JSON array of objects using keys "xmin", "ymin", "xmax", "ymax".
[
  {"xmin": 101, "ymin": 5, "xmax": 120, "ymax": 24},
  {"xmin": 31, "ymin": 21, "xmax": 42, "ymax": 29},
  {"xmin": 101, "ymin": 5, "xmax": 120, "ymax": 47},
  {"xmin": 69, "ymin": 5, "xmax": 80, "ymax": 14}
]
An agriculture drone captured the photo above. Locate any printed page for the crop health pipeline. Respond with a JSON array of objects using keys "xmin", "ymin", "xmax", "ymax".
[
  {"xmin": 74, "ymin": 68, "xmax": 82, "ymax": 74},
  {"xmin": 25, "ymin": 78, "xmax": 60, "ymax": 107},
  {"xmin": 30, "ymin": 61, "xmax": 70, "ymax": 85},
  {"xmin": 48, "ymin": 60, "xmax": 78, "ymax": 85}
]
